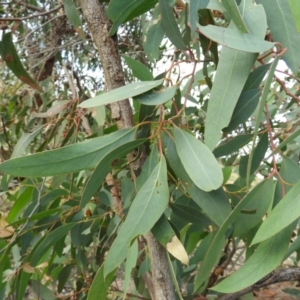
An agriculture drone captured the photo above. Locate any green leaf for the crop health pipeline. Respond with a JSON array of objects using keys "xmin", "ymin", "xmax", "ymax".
[
  {"xmin": 283, "ymin": 288, "xmax": 300, "ymax": 297},
  {"xmin": 284, "ymin": 234, "xmax": 300, "ymax": 261},
  {"xmin": 221, "ymin": 169, "xmax": 232, "ymax": 186},
  {"xmin": 232, "ymin": 178, "xmax": 274, "ymax": 237},
  {"xmin": 62, "ymin": 0, "xmax": 83, "ymax": 38},
  {"xmin": 29, "ymin": 223, "xmax": 76, "ymax": 266},
  {"xmin": 289, "ymin": 0, "xmax": 300, "ymax": 32},
  {"xmin": 257, "ymin": 0, "xmax": 300, "ymax": 74},
  {"xmin": 251, "ymin": 178, "xmax": 300, "ymax": 245},
  {"xmin": 0, "ymin": 128, "xmax": 136, "ymax": 177},
  {"xmin": 212, "ymin": 226, "xmax": 291, "ymax": 293},
  {"xmin": 245, "ymin": 56, "xmax": 279, "ymax": 186},
  {"xmin": 90, "ymin": 105, "xmax": 106, "ymax": 127},
  {"xmin": 174, "ymin": 127, "xmax": 223, "ymax": 192},
  {"xmin": 0, "ymin": 33, "xmax": 43, "ymax": 92},
  {"xmin": 268, "ymin": 128, "xmax": 300, "ymax": 158},
  {"xmin": 239, "ymin": 132, "xmax": 268, "ymax": 178},
  {"xmin": 194, "ymin": 179, "xmax": 276, "ymax": 291},
  {"xmin": 243, "ymin": 64, "xmax": 271, "ymax": 91},
  {"xmin": 188, "ymin": 0, "xmax": 209, "ymax": 37},
  {"xmin": 136, "ymin": 145, "xmax": 159, "ymax": 190},
  {"xmin": 104, "ymin": 156, "xmax": 169, "ymax": 276},
  {"xmin": 204, "ymin": 0, "xmax": 267, "ymax": 150},
  {"xmin": 30, "ymin": 280, "xmax": 56, "ymax": 300},
  {"xmin": 57, "ymin": 265, "xmax": 73, "ymax": 293},
  {"xmin": 213, "ymin": 134, "xmax": 253, "ymax": 158},
  {"xmin": 221, "ymin": 0, "xmax": 249, "ymax": 33},
  {"xmin": 127, "ymin": 0, "xmax": 158, "ymax": 22},
  {"xmin": 123, "ymin": 240, "xmax": 138, "ymax": 298},
  {"xmin": 122, "ymin": 55, "xmax": 153, "ymax": 81},
  {"xmin": 7, "ymin": 187, "xmax": 36, "ymax": 223},
  {"xmin": 79, "ymin": 80, "xmax": 163, "ymax": 108},
  {"xmin": 170, "ymin": 203, "xmax": 211, "ymax": 227},
  {"xmin": 152, "ymin": 215, "xmax": 176, "ymax": 246},
  {"xmin": 198, "ymin": 9, "xmax": 219, "ymax": 65},
  {"xmin": 223, "ymin": 89, "xmax": 261, "ymax": 133},
  {"xmin": 142, "ymin": 5, "xmax": 164, "ymax": 62},
  {"xmin": 81, "ymin": 139, "xmax": 146, "ymax": 208},
  {"xmin": 163, "ymin": 132, "xmax": 231, "ymax": 226},
  {"xmin": 197, "ymin": 24, "xmax": 274, "ymax": 53},
  {"xmin": 134, "ymin": 86, "xmax": 177, "ymax": 106},
  {"xmin": 87, "ymin": 266, "xmax": 115, "ymax": 300},
  {"xmin": 159, "ymin": 0, "xmax": 187, "ymax": 50},
  {"xmin": 108, "ymin": 0, "xmax": 157, "ymax": 35},
  {"xmin": 11, "ymin": 125, "xmax": 43, "ymax": 158}
]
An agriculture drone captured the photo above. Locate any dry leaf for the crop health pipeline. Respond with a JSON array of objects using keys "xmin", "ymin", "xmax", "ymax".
[{"xmin": 166, "ymin": 235, "xmax": 189, "ymax": 265}]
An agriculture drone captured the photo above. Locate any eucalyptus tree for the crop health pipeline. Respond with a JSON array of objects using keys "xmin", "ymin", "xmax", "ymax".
[{"xmin": 1, "ymin": 0, "xmax": 300, "ymax": 299}]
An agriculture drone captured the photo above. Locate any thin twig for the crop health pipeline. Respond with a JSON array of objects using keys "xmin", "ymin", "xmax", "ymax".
[
  {"xmin": 0, "ymin": 4, "xmax": 62, "ymax": 21},
  {"xmin": 275, "ymin": 75, "xmax": 300, "ymax": 105}
]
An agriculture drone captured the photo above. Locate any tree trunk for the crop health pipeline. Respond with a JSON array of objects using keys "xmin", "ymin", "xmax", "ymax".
[{"xmin": 78, "ymin": 0, "xmax": 175, "ymax": 299}]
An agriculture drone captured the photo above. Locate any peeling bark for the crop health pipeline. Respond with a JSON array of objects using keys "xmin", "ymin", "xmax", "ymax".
[{"xmin": 78, "ymin": 0, "xmax": 175, "ymax": 299}]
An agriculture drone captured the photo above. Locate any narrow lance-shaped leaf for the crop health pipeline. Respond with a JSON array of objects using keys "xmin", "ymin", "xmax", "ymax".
[
  {"xmin": 0, "ymin": 128, "xmax": 136, "ymax": 177},
  {"xmin": 0, "ymin": 33, "xmax": 43, "ymax": 92},
  {"xmin": 62, "ymin": 0, "xmax": 84, "ymax": 38},
  {"xmin": 79, "ymin": 80, "xmax": 163, "ymax": 108},
  {"xmin": 188, "ymin": 0, "xmax": 209, "ymax": 38},
  {"xmin": 11, "ymin": 125, "xmax": 43, "ymax": 159},
  {"xmin": 87, "ymin": 266, "xmax": 115, "ymax": 300},
  {"xmin": 213, "ymin": 134, "xmax": 253, "ymax": 158},
  {"xmin": 122, "ymin": 55, "xmax": 153, "ymax": 81},
  {"xmin": 123, "ymin": 240, "xmax": 138, "ymax": 298},
  {"xmin": 159, "ymin": 0, "xmax": 187, "ymax": 50},
  {"xmin": 197, "ymin": 24, "xmax": 274, "ymax": 53},
  {"xmin": 134, "ymin": 86, "xmax": 177, "ymax": 106},
  {"xmin": 212, "ymin": 226, "xmax": 291, "ymax": 293},
  {"xmin": 142, "ymin": 4, "xmax": 164, "ymax": 62},
  {"xmin": 223, "ymin": 89, "xmax": 261, "ymax": 133},
  {"xmin": 107, "ymin": 0, "xmax": 157, "ymax": 35},
  {"xmin": 245, "ymin": 56, "xmax": 279, "ymax": 187},
  {"xmin": 239, "ymin": 132, "xmax": 269, "ymax": 178},
  {"xmin": 104, "ymin": 156, "xmax": 169, "ymax": 277},
  {"xmin": 221, "ymin": 0, "xmax": 249, "ymax": 33},
  {"xmin": 204, "ymin": 0, "xmax": 268, "ymax": 150},
  {"xmin": 174, "ymin": 127, "xmax": 223, "ymax": 192},
  {"xmin": 232, "ymin": 178, "xmax": 274, "ymax": 237},
  {"xmin": 80, "ymin": 139, "xmax": 146, "ymax": 208},
  {"xmin": 251, "ymin": 178, "xmax": 300, "ymax": 245},
  {"xmin": 194, "ymin": 179, "xmax": 274, "ymax": 291},
  {"xmin": 29, "ymin": 223, "xmax": 76, "ymax": 266}
]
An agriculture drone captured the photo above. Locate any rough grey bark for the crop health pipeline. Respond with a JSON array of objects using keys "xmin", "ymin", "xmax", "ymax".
[
  {"xmin": 78, "ymin": 1, "xmax": 175, "ymax": 299},
  {"xmin": 146, "ymin": 232, "xmax": 176, "ymax": 300}
]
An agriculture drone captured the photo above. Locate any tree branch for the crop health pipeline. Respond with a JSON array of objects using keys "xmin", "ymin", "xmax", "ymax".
[
  {"xmin": 0, "ymin": 5, "xmax": 62, "ymax": 21},
  {"xmin": 78, "ymin": 1, "xmax": 175, "ymax": 299}
]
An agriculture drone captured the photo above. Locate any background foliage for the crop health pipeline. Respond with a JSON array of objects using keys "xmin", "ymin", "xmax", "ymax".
[{"xmin": 1, "ymin": 0, "xmax": 300, "ymax": 299}]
